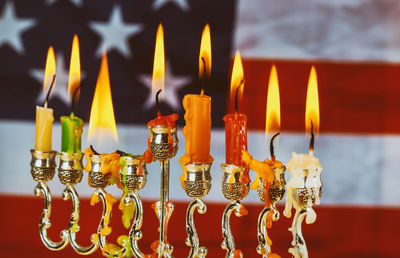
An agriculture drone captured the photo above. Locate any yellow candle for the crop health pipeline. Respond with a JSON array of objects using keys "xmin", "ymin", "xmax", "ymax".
[
  {"xmin": 35, "ymin": 46, "xmax": 56, "ymax": 152},
  {"xmin": 35, "ymin": 106, "xmax": 54, "ymax": 152}
]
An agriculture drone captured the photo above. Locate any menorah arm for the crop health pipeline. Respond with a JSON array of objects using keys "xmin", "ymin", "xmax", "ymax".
[
  {"xmin": 221, "ymin": 201, "xmax": 247, "ymax": 258},
  {"xmin": 62, "ymin": 185, "xmax": 99, "ymax": 255},
  {"xmin": 185, "ymin": 198, "xmax": 208, "ymax": 258},
  {"xmin": 288, "ymin": 208, "xmax": 309, "ymax": 258},
  {"xmin": 125, "ymin": 191, "xmax": 145, "ymax": 258},
  {"xmin": 34, "ymin": 182, "xmax": 69, "ymax": 251},
  {"xmin": 256, "ymin": 205, "xmax": 279, "ymax": 257}
]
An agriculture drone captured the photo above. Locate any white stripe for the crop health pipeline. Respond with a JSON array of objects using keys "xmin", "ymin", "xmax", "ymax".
[
  {"xmin": 0, "ymin": 120, "xmax": 399, "ymax": 206},
  {"xmin": 234, "ymin": 0, "xmax": 400, "ymax": 62}
]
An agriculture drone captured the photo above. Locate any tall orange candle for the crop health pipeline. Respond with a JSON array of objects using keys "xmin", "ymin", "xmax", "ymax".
[
  {"xmin": 35, "ymin": 46, "xmax": 56, "ymax": 152},
  {"xmin": 179, "ymin": 24, "xmax": 213, "ymax": 188},
  {"xmin": 223, "ymin": 51, "xmax": 249, "ymax": 183}
]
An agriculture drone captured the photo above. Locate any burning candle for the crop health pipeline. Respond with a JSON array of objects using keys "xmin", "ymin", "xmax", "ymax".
[
  {"xmin": 179, "ymin": 24, "xmax": 213, "ymax": 188},
  {"xmin": 284, "ymin": 66, "xmax": 323, "ymax": 222},
  {"xmin": 143, "ymin": 24, "xmax": 179, "ymax": 164},
  {"xmin": 60, "ymin": 35, "xmax": 84, "ymax": 155},
  {"xmin": 223, "ymin": 51, "xmax": 249, "ymax": 184},
  {"xmin": 242, "ymin": 65, "xmax": 283, "ymax": 201},
  {"xmin": 85, "ymin": 51, "xmax": 121, "ymax": 186},
  {"xmin": 35, "ymin": 46, "xmax": 56, "ymax": 152}
]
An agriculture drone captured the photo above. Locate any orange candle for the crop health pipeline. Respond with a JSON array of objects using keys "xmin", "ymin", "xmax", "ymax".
[
  {"xmin": 223, "ymin": 112, "xmax": 247, "ymax": 167},
  {"xmin": 179, "ymin": 24, "xmax": 213, "ymax": 188},
  {"xmin": 223, "ymin": 51, "xmax": 249, "ymax": 184}
]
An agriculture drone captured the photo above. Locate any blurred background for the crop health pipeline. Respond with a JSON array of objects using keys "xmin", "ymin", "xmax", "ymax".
[{"xmin": 0, "ymin": 0, "xmax": 399, "ymax": 257}]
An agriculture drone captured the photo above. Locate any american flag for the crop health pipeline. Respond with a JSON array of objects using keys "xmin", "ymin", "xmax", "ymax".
[{"xmin": 0, "ymin": 0, "xmax": 399, "ymax": 257}]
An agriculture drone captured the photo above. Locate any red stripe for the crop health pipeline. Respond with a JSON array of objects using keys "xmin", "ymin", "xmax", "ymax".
[
  {"xmin": 1, "ymin": 195, "xmax": 398, "ymax": 257},
  {"xmin": 237, "ymin": 59, "xmax": 400, "ymax": 134}
]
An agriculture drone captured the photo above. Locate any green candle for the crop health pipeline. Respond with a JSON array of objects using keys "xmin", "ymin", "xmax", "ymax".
[{"xmin": 61, "ymin": 113, "xmax": 84, "ymax": 154}]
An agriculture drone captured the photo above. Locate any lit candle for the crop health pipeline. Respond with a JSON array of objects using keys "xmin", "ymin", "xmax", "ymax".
[
  {"xmin": 223, "ymin": 51, "xmax": 249, "ymax": 184},
  {"xmin": 242, "ymin": 65, "xmax": 283, "ymax": 203},
  {"xmin": 60, "ymin": 35, "xmax": 84, "ymax": 155},
  {"xmin": 284, "ymin": 66, "xmax": 323, "ymax": 222},
  {"xmin": 85, "ymin": 51, "xmax": 121, "ymax": 186},
  {"xmin": 143, "ymin": 24, "xmax": 179, "ymax": 164},
  {"xmin": 35, "ymin": 46, "xmax": 56, "ymax": 152},
  {"xmin": 179, "ymin": 24, "xmax": 213, "ymax": 188}
]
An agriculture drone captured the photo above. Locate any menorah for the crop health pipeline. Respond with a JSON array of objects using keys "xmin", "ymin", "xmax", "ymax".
[{"xmin": 30, "ymin": 126, "xmax": 322, "ymax": 258}]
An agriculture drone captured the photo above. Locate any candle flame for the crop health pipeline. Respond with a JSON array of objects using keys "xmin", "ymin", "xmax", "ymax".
[
  {"xmin": 265, "ymin": 65, "xmax": 281, "ymax": 135},
  {"xmin": 305, "ymin": 66, "xmax": 320, "ymax": 135},
  {"xmin": 199, "ymin": 24, "xmax": 211, "ymax": 79},
  {"xmin": 230, "ymin": 50, "xmax": 244, "ymax": 109},
  {"xmin": 68, "ymin": 34, "xmax": 81, "ymax": 101},
  {"xmin": 43, "ymin": 46, "xmax": 56, "ymax": 92},
  {"xmin": 88, "ymin": 51, "xmax": 119, "ymax": 144},
  {"xmin": 152, "ymin": 24, "xmax": 165, "ymax": 100}
]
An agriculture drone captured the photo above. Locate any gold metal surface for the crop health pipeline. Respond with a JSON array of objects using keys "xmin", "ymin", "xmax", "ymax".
[
  {"xmin": 34, "ymin": 182, "xmax": 69, "ymax": 251},
  {"xmin": 149, "ymin": 126, "xmax": 178, "ymax": 160},
  {"xmin": 30, "ymin": 150, "xmax": 57, "ymax": 182},
  {"xmin": 58, "ymin": 152, "xmax": 83, "ymax": 185},
  {"xmin": 256, "ymin": 166, "xmax": 286, "ymax": 257},
  {"xmin": 185, "ymin": 198, "xmax": 208, "ymax": 258},
  {"xmin": 184, "ymin": 163, "xmax": 212, "ymax": 198},
  {"xmin": 62, "ymin": 185, "xmax": 99, "ymax": 254},
  {"xmin": 221, "ymin": 201, "xmax": 247, "ymax": 258},
  {"xmin": 220, "ymin": 164, "xmax": 249, "ymax": 201},
  {"xmin": 119, "ymin": 155, "xmax": 147, "ymax": 192}
]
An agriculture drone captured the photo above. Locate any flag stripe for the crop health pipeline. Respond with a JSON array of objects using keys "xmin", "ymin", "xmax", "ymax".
[
  {"xmin": 240, "ymin": 59, "xmax": 400, "ymax": 134},
  {"xmin": 1, "ymin": 195, "xmax": 398, "ymax": 257},
  {"xmin": 2, "ymin": 120, "xmax": 400, "ymax": 206}
]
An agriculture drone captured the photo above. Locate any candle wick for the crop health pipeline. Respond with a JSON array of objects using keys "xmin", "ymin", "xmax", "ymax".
[
  {"xmin": 200, "ymin": 57, "xmax": 207, "ymax": 95},
  {"xmin": 44, "ymin": 74, "xmax": 56, "ymax": 108},
  {"xmin": 156, "ymin": 89, "xmax": 162, "ymax": 117},
  {"xmin": 234, "ymin": 79, "xmax": 244, "ymax": 112},
  {"xmin": 309, "ymin": 119, "xmax": 315, "ymax": 154},
  {"xmin": 116, "ymin": 150, "xmax": 128, "ymax": 156},
  {"xmin": 270, "ymin": 132, "xmax": 280, "ymax": 161},
  {"xmin": 70, "ymin": 83, "xmax": 80, "ymax": 114},
  {"xmin": 90, "ymin": 145, "xmax": 100, "ymax": 155}
]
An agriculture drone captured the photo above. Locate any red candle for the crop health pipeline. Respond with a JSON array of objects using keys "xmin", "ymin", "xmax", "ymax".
[{"xmin": 224, "ymin": 51, "xmax": 249, "ymax": 184}]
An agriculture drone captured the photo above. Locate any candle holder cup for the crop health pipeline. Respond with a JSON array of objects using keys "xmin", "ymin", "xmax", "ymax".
[
  {"xmin": 148, "ymin": 125, "xmax": 178, "ymax": 257},
  {"xmin": 220, "ymin": 164, "xmax": 249, "ymax": 258},
  {"xmin": 30, "ymin": 149, "xmax": 69, "ymax": 251},
  {"xmin": 58, "ymin": 152, "xmax": 83, "ymax": 185},
  {"xmin": 119, "ymin": 155, "xmax": 148, "ymax": 257},
  {"xmin": 183, "ymin": 162, "xmax": 212, "ymax": 258},
  {"xmin": 256, "ymin": 166, "xmax": 286, "ymax": 257}
]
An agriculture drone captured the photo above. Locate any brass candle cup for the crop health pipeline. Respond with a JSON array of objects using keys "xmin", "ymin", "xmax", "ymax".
[
  {"xmin": 221, "ymin": 164, "xmax": 250, "ymax": 201},
  {"xmin": 119, "ymin": 155, "xmax": 148, "ymax": 192},
  {"xmin": 149, "ymin": 125, "xmax": 178, "ymax": 160},
  {"xmin": 257, "ymin": 166, "xmax": 286, "ymax": 204},
  {"xmin": 58, "ymin": 152, "xmax": 83, "ymax": 185},
  {"xmin": 30, "ymin": 150, "xmax": 57, "ymax": 182},
  {"xmin": 184, "ymin": 162, "xmax": 212, "ymax": 198},
  {"xmin": 293, "ymin": 187, "xmax": 322, "ymax": 207},
  {"xmin": 87, "ymin": 154, "xmax": 111, "ymax": 188}
]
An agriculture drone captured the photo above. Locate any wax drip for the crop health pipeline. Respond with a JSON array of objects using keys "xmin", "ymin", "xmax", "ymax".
[
  {"xmin": 200, "ymin": 57, "xmax": 207, "ymax": 95},
  {"xmin": 43, "ymin": 74, "xmax": 56, "ymax": 108},
  {"xmin": 116, "ymin": 150, "xmax": 128, "ymax": 156},
  {"xmin": 90, "ymin": 145, "xmax": 100, "ymax": 155},
  {"xmin": 309, "ymin": 119, "xmax": 315, "ymax": 153},
  {"xmin": 70, "ymin": 83, "xmax": 80, "ymax": 114},
  {"xmin": 156, "ymin": 89, "xmax": 162, "ymax": 117},
  {"xmin": 269, "ymin": 132, "xmax": 280, "ymax": 162},
  {"xmin": 234, "ymin": 79, "xmax": 244, "ymax": 112}
]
